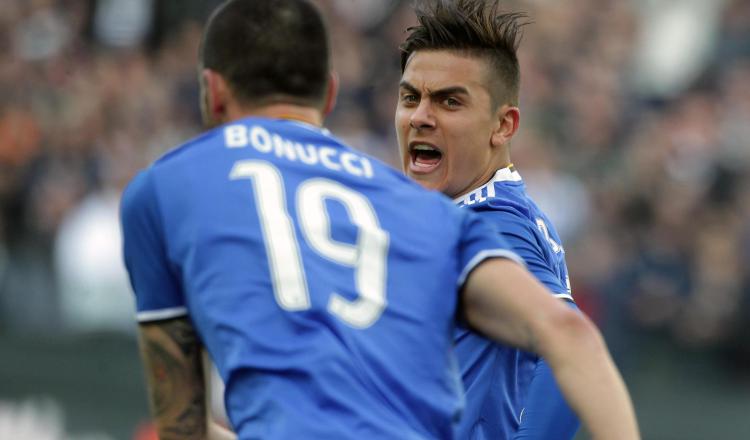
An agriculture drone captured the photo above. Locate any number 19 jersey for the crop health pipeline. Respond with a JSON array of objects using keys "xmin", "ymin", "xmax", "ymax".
[{"xmin": 121, "ymin": 117, "xmax": 522, "ymax": 439}]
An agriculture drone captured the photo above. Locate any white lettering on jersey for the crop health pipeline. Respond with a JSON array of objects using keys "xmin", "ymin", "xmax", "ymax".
[
  {"xmin": 319, "ymin": 147, "xmax": 342, "ymax": 171},
  {"xmin": 461, "ymin": 187, "xmax": 487, "ymax": 206},
  {"xmin": 249, "ymin": 125, "xmax": 272, "ymax": 152},
  {"xmin": 341, "ymin": 152, "xmax": 365, "ymax": 177},
  {"xmin": 296, "ymin": 144, "xmax": 318, "ymax": 165},
  {"xmin": 272, "ymin": 134, "xmax": 297, "ymax": 161},
  {"xmin": 224, "ymin": 124, "xmax": 374, "ymax": 179},
  {"xmin": 535, "ymin": 218, "xmax": 562, "ymax": 254},
  {"xmin": 225, "ymin": 124, "xmax": 249, "ymax": 148}
]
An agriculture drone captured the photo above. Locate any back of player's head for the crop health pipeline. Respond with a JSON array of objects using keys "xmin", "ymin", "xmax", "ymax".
[
  {"xmin": 400, "ymin": 0, "xmax": 527, "ymax": 107},
  {"xmin": 200, "ymin": 0, "xmax": 330, "ymax": 109}
]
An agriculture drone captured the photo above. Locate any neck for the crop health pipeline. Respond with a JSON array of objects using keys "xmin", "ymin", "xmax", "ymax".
[
  {"xmin": 451, "ymin": 156, "xmax": 512, "ymax": 199},
  {"xmin": 227, "ymin": 103, "xmax": 323, "ymax": 126},
  {"xmin": 494, "ymin": 146, "xmax": 512, "ymax": 171},
  {"xmin": 483, "ymin": 154, "xmax": 511, "ymax": 183}
]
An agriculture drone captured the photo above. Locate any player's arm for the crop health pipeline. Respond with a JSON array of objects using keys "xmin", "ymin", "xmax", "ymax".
[
  {"xmin": 137, "ymin": 317, "xmax": 236, "ymax": 440},
  {"xmin": 121, "ymin": 170, "xmax": 235, "ymax": 439},
  {"xmin": 488, "ymin": 212, "xmax": 579, "ymax": 438},
  {"xmin": 202, "ymin": 350, "xmax": 236, "ymax": 439},
  {"xmin": 505, "ymin": 244, "xmax": 579, "ymax": 439},
  {"xmin": 461, "ymin": 259, "xmax": 640, "ymax": 440}
]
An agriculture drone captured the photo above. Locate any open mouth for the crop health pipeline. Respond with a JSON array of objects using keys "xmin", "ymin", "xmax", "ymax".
[{"xmin": 409, "ymin": 143, "xmax": 443, "ymax": 174}]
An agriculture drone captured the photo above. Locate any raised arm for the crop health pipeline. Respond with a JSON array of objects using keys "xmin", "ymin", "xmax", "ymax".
[
  {"xmin": 138, "ymin": 317, "xmax": 236, "ymax": 440},
  {"xmin": 461, "ymin": 259, "xmax": 640, "ymax": 440}
]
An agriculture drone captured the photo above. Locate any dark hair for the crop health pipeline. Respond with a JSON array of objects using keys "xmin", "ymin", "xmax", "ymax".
[
  {"xmin": 400, "ymin": 0, "xmax": 528, "ymax": 107},
  {"xmin": 200, "ymin": 0, "xmax": 330, "ymax": 108}
]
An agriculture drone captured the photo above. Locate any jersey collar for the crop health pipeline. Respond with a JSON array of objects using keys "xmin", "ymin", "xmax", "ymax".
[
  {"xmin": 278, "ymin": 118, "xmax": 332, "ymax": 136},
  {"xmin": 453, "ymin": 165, "xmax": 523, "ymax": 207}
]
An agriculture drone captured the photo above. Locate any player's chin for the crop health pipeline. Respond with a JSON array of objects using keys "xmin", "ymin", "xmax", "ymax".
[{"xmin": 409, "ymin": 172, "xmax": 445, "ymax": 192}]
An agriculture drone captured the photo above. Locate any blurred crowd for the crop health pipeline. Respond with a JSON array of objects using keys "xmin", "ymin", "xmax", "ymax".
[{"xmin": 1, "ymin": 0, "xmax": 750, "ymax": 392}]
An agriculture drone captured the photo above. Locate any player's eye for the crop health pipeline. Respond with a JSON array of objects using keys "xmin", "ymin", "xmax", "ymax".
[
  {"xmin": 401, "ymin": 93, "xmax": 419, "ymax": 105},
  {"xmin": 443, "ymin": 97, "xmax": 461, "ymax": 108}
]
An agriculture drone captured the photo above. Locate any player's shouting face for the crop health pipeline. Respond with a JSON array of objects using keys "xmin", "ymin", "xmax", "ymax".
[{"xmin": 395, "ymin": 50, "xmax": 519, "ymax": 198}]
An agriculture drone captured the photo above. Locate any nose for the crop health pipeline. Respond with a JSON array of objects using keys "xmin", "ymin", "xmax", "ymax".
[{"xmin": 409, "ymin": 100, "xmax": 435, "ymax": 130}]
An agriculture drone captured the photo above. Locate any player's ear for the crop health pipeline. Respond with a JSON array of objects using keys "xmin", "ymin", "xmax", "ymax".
[
  {"xmin": 201, "ymin": 69, "xmax": 230, "ymax": 123},
  {"xmin": 491, "ymin": 105, "xmax": 520, "ymax": 148},
  {"xmin": 322, "ymin": 71, "xmax": 339, "ymax": 116}
]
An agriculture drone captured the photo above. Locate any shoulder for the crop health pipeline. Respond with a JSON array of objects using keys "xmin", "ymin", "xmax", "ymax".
[
  {"xmin": 455, "ymin": 168, "xmax": 533, "ymax": 219},
  {"xmin": 122, "ymin": 129, "xmax": 212, "ymax": 227},
  {"xmin": 471, "ymin": 193, "xmax": 537, "ymax": 235},
  {"xmin": 120, "ymin": 166, "xmax": 168, "ymax": 242},
  {"xmin": 121, "ymin": 167, "xmax": 156, "ymax": 218},
  {"xmin": 153, "ymin": 127, "xmax": 222, "ymax": 168},
  {"xmin": 121, "ymin": 130, "xmax": 210, "ymax": 218},
  {"xmin": 467, "ymin": 187, "xmax": 566, "ymax": 258}
]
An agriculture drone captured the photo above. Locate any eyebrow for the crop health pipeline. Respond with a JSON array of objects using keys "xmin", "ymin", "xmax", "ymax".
[{"xmin": 399, "ymin": 80, "xmax": 469, "ymax": 98}]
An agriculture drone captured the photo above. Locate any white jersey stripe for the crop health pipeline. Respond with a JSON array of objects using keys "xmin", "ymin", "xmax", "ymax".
[
  {"xmin": 553, "ymin": 292, "xmax": 574, "ymax": 302},
  {"xmin": 136, "ymin": 306, "xmax": 188, "ymax": 322},
  {"xmin": 457, "ymin": 249, "xmax": 525, "ymax": 287},
  {"xmin": 453, "ymin": 167, "xmax": 522, "ymax": 206}
]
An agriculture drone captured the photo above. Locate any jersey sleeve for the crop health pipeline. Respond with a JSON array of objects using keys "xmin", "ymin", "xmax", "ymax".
[
  {"xmin": 455, "ymin": 208, "xmax": 524, "ymax": 288},
  {"xmin": 480, "ymin": 209, "xmax": 570, "ymax": 298},
  {"xmin": 121, "ymin": 168, "xmax": 187, "ymax": 322}
]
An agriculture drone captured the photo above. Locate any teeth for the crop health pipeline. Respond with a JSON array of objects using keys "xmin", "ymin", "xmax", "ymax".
[{"xmin": 413, "ymin": 144, "xmax": 437, "ymax": 152}]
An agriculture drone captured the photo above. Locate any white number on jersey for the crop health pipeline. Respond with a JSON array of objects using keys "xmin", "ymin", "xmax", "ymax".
[
  {"xmin": 535, "ymin": 218, "xmax": 562, "ymax": 254},
  {"xmin": 230, "ymin": 160, "xmax": 390, "ymax": 328}
]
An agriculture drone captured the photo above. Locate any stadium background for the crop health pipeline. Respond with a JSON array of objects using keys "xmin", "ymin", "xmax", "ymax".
[{"xmin": 1, "ymin": 0, "xmax": 749, "ymax": 438}]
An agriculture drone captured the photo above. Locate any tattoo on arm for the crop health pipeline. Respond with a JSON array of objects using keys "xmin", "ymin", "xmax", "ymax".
[{"xmin": 139, "ymin": 318, "xmax": 207, "ymax": 440}]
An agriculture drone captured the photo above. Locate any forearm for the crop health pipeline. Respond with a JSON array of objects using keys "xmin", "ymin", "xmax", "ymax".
[
  {"xmin": 208, "ymin": 422, "xmax": 237, "ymax": 440},
  {"xmin": 538, "ymin": 313, "xmax": 639, "ymax": 440},
  {"xmin": 463, "ymin": 260, "xmax": 639, "ymax": 440},
  {"xmin": 138, "ymin": 318, "xmax": 208, "ymax": 440},
  {"xmin": 202, "ymin": 350, "xmax": 237, "ymax": 440}
]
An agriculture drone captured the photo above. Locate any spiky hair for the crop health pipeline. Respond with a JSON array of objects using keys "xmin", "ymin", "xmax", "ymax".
[{"xmin": 400, "ymin": 0, "xmax": 529, "ymax": 106}]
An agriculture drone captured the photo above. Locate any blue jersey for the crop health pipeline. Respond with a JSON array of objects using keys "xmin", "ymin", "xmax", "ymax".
[
  {"xmin": 452, "ymin": 166, "xmax": 574, "ymax": 439},
  {"xmin": 120, "ymin": 117, "xmax": 523, "ymax": 440}
]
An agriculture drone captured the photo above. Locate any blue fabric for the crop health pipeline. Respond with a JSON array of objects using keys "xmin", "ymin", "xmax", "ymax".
[
  {"xmin": 121, "ymin": 117, "xmax": 521, "ymax": 440},
  {"xmin": 514, "ymin": 309, "xmax": 580, "ymax": 439},
  {"xmin": 453, "ymin": 169, "xmax": 579, "ymax": 439}
]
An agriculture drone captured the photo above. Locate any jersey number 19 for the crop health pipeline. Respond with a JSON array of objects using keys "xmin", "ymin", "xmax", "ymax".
[{"xmin": 230, "ymin": 160, "xmax": 390, "ymax": 328}]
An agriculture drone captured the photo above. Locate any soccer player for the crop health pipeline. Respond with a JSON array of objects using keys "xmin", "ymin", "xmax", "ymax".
[
  {"xmin": 395, "ymin": 1, "xmax": 583, "ymax": 438},
  {"xmin": 121, "ymin": 1, "xmax": 639, "ymax": 439}
]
